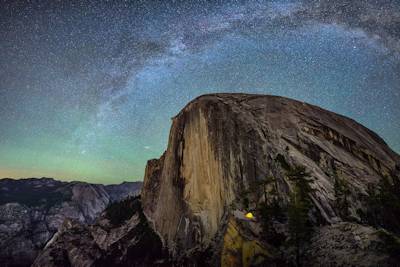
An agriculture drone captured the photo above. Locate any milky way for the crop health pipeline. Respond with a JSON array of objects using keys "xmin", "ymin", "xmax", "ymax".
[{"xmin": 1, "ymin": 0, "xmax": 399, "ymax": 183}]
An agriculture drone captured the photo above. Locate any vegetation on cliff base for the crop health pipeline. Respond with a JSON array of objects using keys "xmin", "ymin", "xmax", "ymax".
[
  {"xmin": 99, "ymin": 195, "xmax": 168, "ymax": 266},
  {"xmin": 105, "ymin": 195, "xmax": 140, "ymax": 226},
  {"xmin": 365, "ymin": 175, "xmax": 400, "ymax": 234},
  {"xmin": 275, "ymin": 153, "xmax": 291, "ymax": 171},
  {"xmin": 333, "ymin": 169, "xmax": 351, "ymax": 220},
  {"xmin": 377, "ymin": 229, "xmax": 400, "ymax": 260},
  {"xmin": 254, "ymin": 155, "xmax": 316, "ymax": 267},
  {"xmin": 257, "ymin": 176, "xmax": 286, "ymax": 247},
  {"xmin": 287, "ymin": 165, "xmax": 314, "ymax": 267}
]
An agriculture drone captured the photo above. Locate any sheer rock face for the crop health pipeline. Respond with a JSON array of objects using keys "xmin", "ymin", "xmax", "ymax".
[{"xmin": 141, "ymin": 93, "xmax": 400, "ymax": 256}]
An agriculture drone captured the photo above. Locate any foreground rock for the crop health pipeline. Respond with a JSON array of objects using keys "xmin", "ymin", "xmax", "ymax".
[
  {"xmin": 0, "ymin": 178, "xmax": 141, "ymax": 267},
  {"xmin": 32, "ymin": 197, "xmax": 166, "ymax": 267},
  {"xmin": 305, "ymin": 223, "xmax": 400, "ymax": 267}
]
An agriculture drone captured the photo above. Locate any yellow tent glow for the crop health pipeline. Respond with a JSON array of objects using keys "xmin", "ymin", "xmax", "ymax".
[{"xmin": 245, "ymin": 212, "xmax": 254, "ymax": 219}]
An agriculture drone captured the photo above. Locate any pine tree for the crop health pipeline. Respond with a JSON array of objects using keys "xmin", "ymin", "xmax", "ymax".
[
  {"xmin": 367, "ymin": 175, "xmax": 400, "ymax": 233},
  {"xmin": 381, "ymin": 176, "xmax": 400, "ymax": 225},
  {"xmin": 287, "ymin": 165, "xmax": 314, "ymax": 267},
  {"xmin": 333, "ymin": 170, "xmax": 350, "ymax": 220},
  {"xmin": 258, "ymin": 176, "xmax": 286, "ymax": 247},
  {"xmin": 258, "ymin": 176, "xmax": 278, "ymax": 231},
  {"xmin": 258, "ymin": 176, "xmax": 276, "ymax": 201}
]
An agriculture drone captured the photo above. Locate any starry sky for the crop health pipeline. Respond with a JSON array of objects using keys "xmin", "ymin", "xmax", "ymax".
[{"xmin": 0, "ymin": 0, "xmax": 399, "ymax": 184}]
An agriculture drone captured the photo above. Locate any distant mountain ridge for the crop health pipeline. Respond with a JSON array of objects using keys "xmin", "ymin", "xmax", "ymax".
[{"xmin": 0, "ymin": 177, "xmax": 142, "ymax": 267}]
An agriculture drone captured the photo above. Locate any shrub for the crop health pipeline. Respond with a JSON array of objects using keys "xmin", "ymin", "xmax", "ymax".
[
  {"xmin": 377, "ymin": 229, "xmax": 400, "ymax": 260},
  {"xmin": 365, "ymin": 175, "xmax": 400, "ymax": 234},
  {"xmin": 275, "ymin": 154, "xmax": 291, "ymax": 171},
  {"xmin": 333, "ymin": 171, "xmax": 350, "ymax": 220},
  {"xmin": 105, "ymin": 195, "xmax": 141, "ymax": 226}
]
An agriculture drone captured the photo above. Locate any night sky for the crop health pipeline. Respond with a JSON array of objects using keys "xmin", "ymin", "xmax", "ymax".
[{"xmin": 0, "ymin": 0, "xmax": 399, "ymax": 184}]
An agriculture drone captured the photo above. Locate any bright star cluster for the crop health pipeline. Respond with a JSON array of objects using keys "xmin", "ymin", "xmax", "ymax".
[{"xmin": 0, "ymin": 0, "xmax": 399, "ymax": 184}]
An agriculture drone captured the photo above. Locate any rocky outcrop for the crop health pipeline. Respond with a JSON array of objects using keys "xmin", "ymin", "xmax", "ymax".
[
  {"xmin": 0, "ymin": 178, "xmax": 141, "ymax": 267},
  {"xmin": 33, "ymin": 219, "xmax": 103, "ymax": 267},
  {"xmin": 32, "ymin": 197, "xmax": 166, "ymax": 267},
  {"xmin": 141, "ymin": 93, "xmax": 400, "ymax": 265},
  {"xmin": 304, "ymin": 222, "xmax": 400, "ymax": 267},
  {"xmin": 220, "ymin": 215, "xmax": 270, "ymax": 267}
]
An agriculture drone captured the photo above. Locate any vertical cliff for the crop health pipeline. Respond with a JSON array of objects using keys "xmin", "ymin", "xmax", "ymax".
[{"xmin": 141, "ymin": 93, "xmax": 400, "ymax": 264}]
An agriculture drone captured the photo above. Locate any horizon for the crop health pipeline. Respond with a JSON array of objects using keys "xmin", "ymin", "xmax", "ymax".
[
  {"xmin": 1, "ymin": 0, "xmax": 399, "ymax": 184},
  {"xmin": 0, "ymin": 176, "xmax": 142, "ymax": 185}
]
